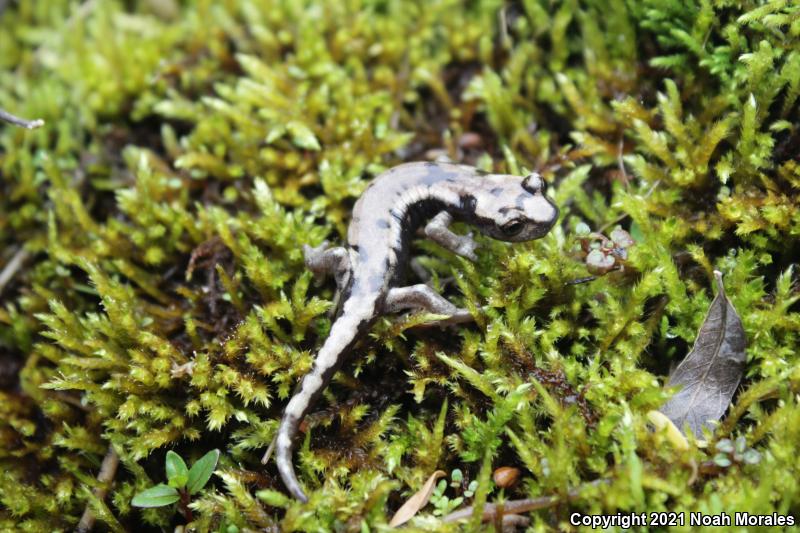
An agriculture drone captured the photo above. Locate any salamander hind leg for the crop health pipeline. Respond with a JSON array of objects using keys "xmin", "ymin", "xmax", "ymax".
[{"xmin": 384, "ymin": 284, "xmax": 473, "ymax": 325}]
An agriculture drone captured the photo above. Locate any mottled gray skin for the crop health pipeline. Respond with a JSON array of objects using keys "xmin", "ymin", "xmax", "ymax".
[{"xmin": 271, "ymin": 162, "xmax": 559, "ymax": 502}]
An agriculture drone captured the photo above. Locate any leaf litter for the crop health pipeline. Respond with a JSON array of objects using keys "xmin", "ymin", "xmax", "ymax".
[{"xmin": 659, "ymin": 270, "xmax": 747, "ymax": 437}]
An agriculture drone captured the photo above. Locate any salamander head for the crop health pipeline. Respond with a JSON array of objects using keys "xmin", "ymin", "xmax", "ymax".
[{"xmin": 467, "ymin": 172, "xmax": 559, "ymax": 242}]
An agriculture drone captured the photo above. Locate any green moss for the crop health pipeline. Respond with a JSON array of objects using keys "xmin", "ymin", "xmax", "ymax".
[{"xmin": 1, "ymin": 0, "xmax": 799, "ymax": 531}]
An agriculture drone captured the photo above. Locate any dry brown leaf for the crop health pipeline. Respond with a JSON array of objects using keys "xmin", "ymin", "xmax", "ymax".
[
  {"xmin": 660, "ymin": 270, "xmax": 746, "ymax": 437},
  {"xmin": 388, "ymin": 470, "xmax": 446, "ymax": 528}
]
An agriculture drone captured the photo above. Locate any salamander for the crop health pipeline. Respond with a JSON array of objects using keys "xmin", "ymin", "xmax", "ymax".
[{"xmin": 267, "ymin": 161, "xmax": 559, "ymax": 502}]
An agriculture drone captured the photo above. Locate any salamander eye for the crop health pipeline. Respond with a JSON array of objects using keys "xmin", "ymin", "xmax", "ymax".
[
  {"xmin": 502, "ymin": 219, "xmax": 525, "ymax": 236},
  {"xmin": 522, "ymin": 172, "xmax": 544, "ymax": 194},
  {"xmin": 522, "ymin": 173, "xmax": 545, "ymax": 194},
  {"xmin": 461, "ymin": 195, "xmax": 477, "ymax": 213}
]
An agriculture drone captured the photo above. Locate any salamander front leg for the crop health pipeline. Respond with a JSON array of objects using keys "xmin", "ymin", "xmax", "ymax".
[
  {"xmin": 424, "ymin": 211, "xmax": 478, "ymax": 261},
  {"xmin": 303, "ymin": 241, "xmax": 351, "ymax": 289},
  {"xmin": 384, "ymin": 284, "xmax": 473, "ymax": 325}
]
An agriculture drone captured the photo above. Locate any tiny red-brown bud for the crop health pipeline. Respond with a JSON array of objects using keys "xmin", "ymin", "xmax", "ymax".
[{"xmin": 492, "ymin": 466, "xmax": 520, "ymax": 488}]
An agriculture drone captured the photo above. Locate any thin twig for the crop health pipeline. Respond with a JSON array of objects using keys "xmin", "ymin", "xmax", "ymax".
[
  {"xmin": 497, "ymin": 7, "xmax": 511, "ymax": 50},
  {"xmin": 0, "ymin": 108, "xmax": 44, "ymax": 129},
  {"xmin": 442, "ymin": 495, "xmax": 558, "ymax": 523},
  {"xmin": 565, "ymin": 275, "xmax": 597, "ymax": 286},
  {"xmin": 0, "ymin": 247, "xmax": 30, "ymax": 296},
  {"xmin": 617, "ymin": 136, "xmax": 629, "ymax": 187},
  {"xmin": 47, "ymin": 391, "xmax": 91, "ymax": 412},
  {"xmin": 442, "ymin": 479, "xmax": 605, "ymax": 524},
  {"xmin": 76, "ymin": 447, "xmax": 120, "ymax": 533},
  {"xmin": 261, "ymin": 435, "xmax": 277, "ymax": 464},
  {"xmin": 500, "ymin": 514, "xmax": 531, "ymax": 529}
]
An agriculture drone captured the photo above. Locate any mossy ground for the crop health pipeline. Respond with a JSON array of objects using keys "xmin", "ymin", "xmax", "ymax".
[{"xmin": 1, "ymin": 1, "xmax": 799, "ymax": 531}]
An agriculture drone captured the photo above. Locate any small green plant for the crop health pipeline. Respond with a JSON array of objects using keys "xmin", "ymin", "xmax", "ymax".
[
  {"xmin": 574, "ymin": 223, "xmax": 636, "ymax": 276},
  {"xmin": 713, "ymin": 437, "xmax": 761, "ymax": 468},
  {"xmin": 216, "ymin": 523, "xmax": 240, "ymax": 533},
  {"xmin": 429, "ymin": 469, "xmax": 479, "ymax": 517},
  {"xmin": 131, "ymin": 449, "xmax": 220, "ymax": 522}
]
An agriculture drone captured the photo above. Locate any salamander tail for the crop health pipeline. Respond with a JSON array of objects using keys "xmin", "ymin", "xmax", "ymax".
[
  {"xmin": 273, "ymin": 306, "xmax": 373, "ymax": 502},
  {"xmin": 275, "ymin": 409, "xmax": 309, "ymax": 501}
]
